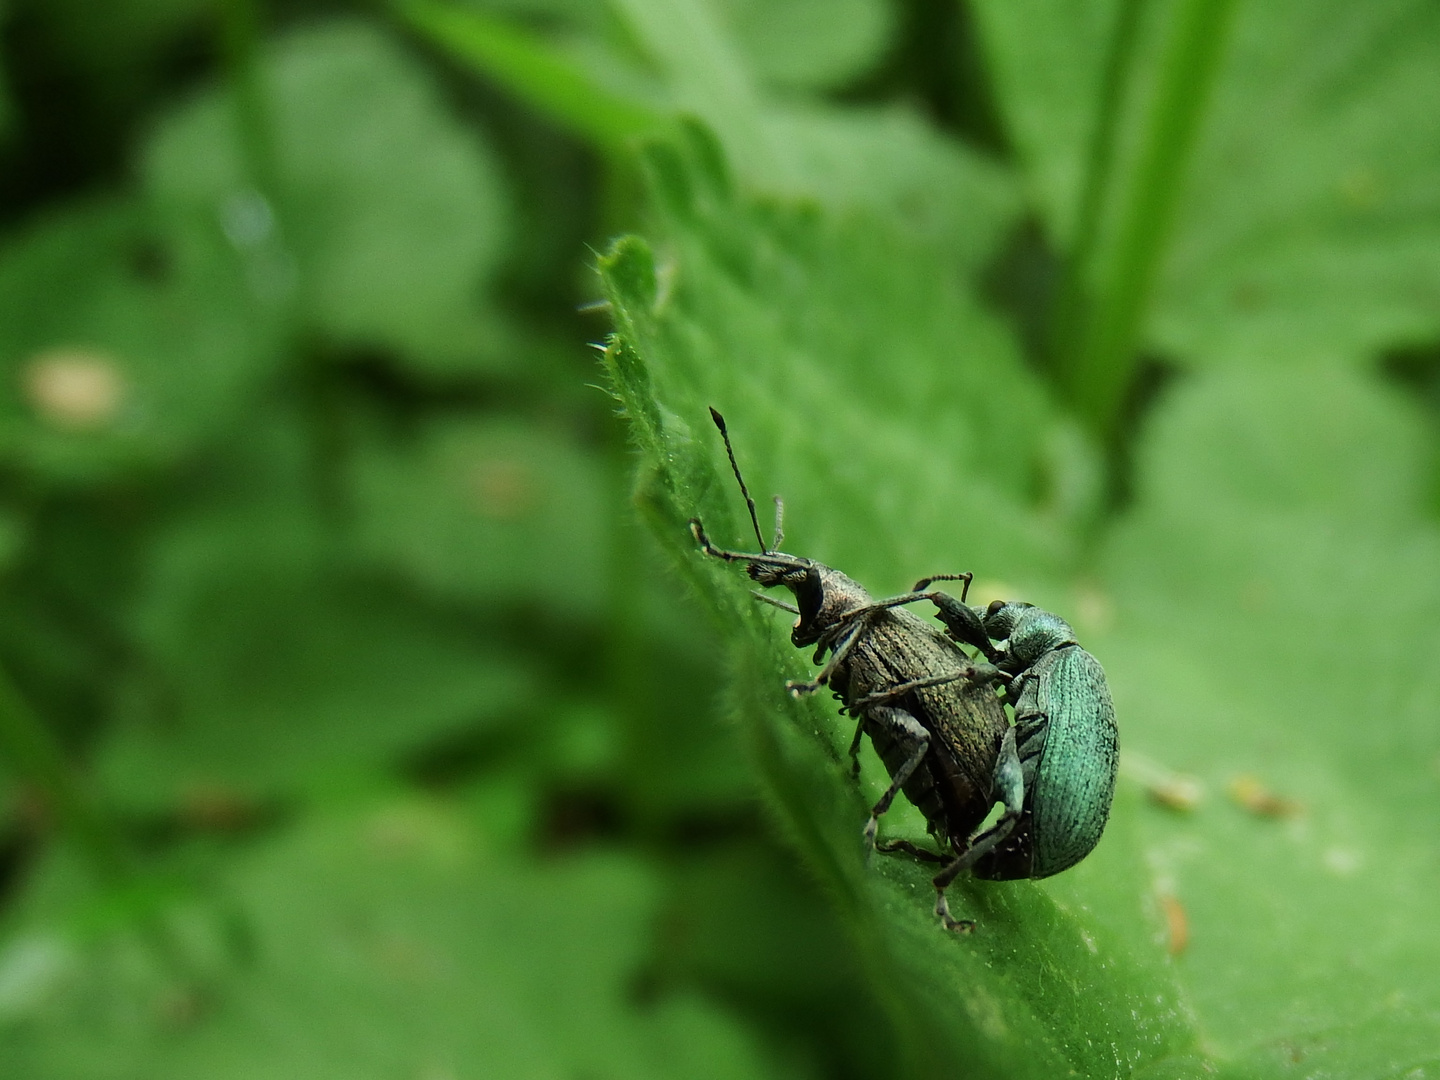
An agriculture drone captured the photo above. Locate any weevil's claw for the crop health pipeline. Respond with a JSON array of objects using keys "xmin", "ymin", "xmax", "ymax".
[
  {"xmin": 786, "ymin": 679, "xmax": 822, "ymax": 697},
  {"xmin": 935, "ymin": 892, "xmax": 975, "ymax": 933}
]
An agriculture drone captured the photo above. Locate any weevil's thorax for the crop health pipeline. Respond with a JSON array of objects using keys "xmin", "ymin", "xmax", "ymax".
[
  {"xmin": 987, "ymin": 602, "xmax": 1077, "ymax": 667},
  {"xmin": 803, "ymin": 565, "xmax": 872, "ymax": 642}
]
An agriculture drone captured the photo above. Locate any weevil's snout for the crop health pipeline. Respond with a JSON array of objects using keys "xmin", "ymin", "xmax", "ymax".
[{"xmin": 758, "ymin": 563, "xmax": 825, "ymax": 647}]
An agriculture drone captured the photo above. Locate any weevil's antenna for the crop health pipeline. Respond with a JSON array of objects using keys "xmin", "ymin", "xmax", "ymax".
[
  {"xmin": 912, "ymin": 573, "xmax": 975, "ymax": 602},
  {"xmin": 709, "ymin": 407, "xmax": 771, "ymax": 553}
]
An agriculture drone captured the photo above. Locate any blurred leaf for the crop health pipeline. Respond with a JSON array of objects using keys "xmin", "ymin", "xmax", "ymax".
[
  {"xmin": 0, "ymin": 1, "xmax": 11, "ymax": 142},
  {"xmin": 658, "ymin": 840, "xmax": 896, "ymax": 1080},
  {"xmin": 0, "ymin": 798, "xmax": 800, "ymax": 1080},
  {"xmin": 973, "ymin": 0, "xmax": 1440, "ymax": 367},
  {"xmin": 757, "ymin": 104, "xmax": 1020, "ymax": 268},
  {"xmin": 96, "ymin": 420, "xmax": 532, "ymax": 808},
  {"xmin": 1157, "ymin": 0, "xmax": 1440, "ymax": 365},
  {"xmin": 13, "ymin": 0, "xmax": 213, "ymax": 136},
  {"xmin": 608, "ymin": 528, "xmax": 755, "ymax": 822},
  {"xmin": 403, "ymin": 0, "xmax": 668, "ymax": 146},
  {"xmin": 347, "ymin": 414, "xmax": 611, "ymax": 615},
  {"xmin": 597, "ymin": 135, "xmax": 1194, "ymax": 1077},
  {"xmin": 425, "ymin": 0, "xmax": 1019, "ymax": 243},
  {"xmin": 0, "ymin": 198, "xmax": 283, "ymax": 483},
  {"xmin": 20, "ymin": 0, "xmax": 213, "ymax": 84},
  {"xmin": 145, "ymin": 18, "xmax": 517, "ymax": 376},
  {"xmin": 0, "ymin": 506, "xmax": 23, "ymax": 573},
  {"xmin": 715, "ymin": 0, "xmax": 894, "ymax": 92},
  {"xmin": 622, "ymin": 1, "xmax": 1018, "ymax": 247},
  {"xmin": 1093, "ymin": 361, "xmax": 1440, "ymax": 1073},
  {"xmin": 617, "ymin": 126, "xmax": 1072, "ymax": 584}
]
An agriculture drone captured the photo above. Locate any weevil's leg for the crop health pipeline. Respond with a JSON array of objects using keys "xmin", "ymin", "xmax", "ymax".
[
  {"xmin": 925, "ymin": 594, "xmax": 998, "ymax": 659},
  {"xmin": 846, "ymin": 666, "xmax": 1003, "ymax": 714},
  {"xmin": 860, "ymin": 706, "xmax": 930, "ymax": 850},
  {"xmin": 838, "ymin": 590, "xmax": 998, "ymax": 661},
  {"xmin": 751, "ymin": 590, "xmax": 800, "ymax": 614},
  {"xmin": 932, "ymin": 727, "xmax": 1025, "ymax": 932},
  {"xmin": 846, "ymin": 714, "xmax": 865, "ymax": 777},
  {"xmin": 875, "ymin": 837, "xmax": 948, "ymax": 863},
  {"xmin": 688, "ymin": 519, "xmax": 807, "ymax": 570},
  {"xmin": 787, "ymin": 617, "xmax": 869, "ymax": 695},
  {"xmin": 998, "ymin": 670, "xmax": 1027, "ymax": 708},
  {"xmin": 689, "ymin": 519, "xmax": 756, "ymax": 562}
]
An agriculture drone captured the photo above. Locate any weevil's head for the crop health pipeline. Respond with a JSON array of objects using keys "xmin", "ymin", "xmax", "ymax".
[
  {"xmin": 982, "ymin": 601, "xmax": 1077, "ymax": 666},
  {"xmin": 693, "ymin": 407, "xmax": 872, "ymax": 648},
  {"xmin": 750, "ymin": 560, "xmax": 871, "ymax": 648}
]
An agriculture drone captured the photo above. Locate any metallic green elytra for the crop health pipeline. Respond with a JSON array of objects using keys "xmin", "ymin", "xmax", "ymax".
[{"xmin": 932, "ymin": 600, "xmax": 1119, "ymax": 881}]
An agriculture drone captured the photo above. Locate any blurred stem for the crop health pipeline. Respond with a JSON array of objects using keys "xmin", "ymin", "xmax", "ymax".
[
  {"xmin": 219, "ymin": 0, "xmax": 280, "ymax": 200},
  {"xmin": 1053, "ymin": 0, "xmax": 1237, "ymax": 453},
  {"xmin": 0, "ymin": 661, "xmax": 128, "ymax": 881},
  {"xmin": 1049, "ymin": 0, "xmax": 1144, "ymax": 392}
]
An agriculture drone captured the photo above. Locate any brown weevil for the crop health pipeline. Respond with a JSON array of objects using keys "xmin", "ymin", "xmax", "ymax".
[{"xmin": 690, "ymin": 409, "xmax": 1028, "ymax": 930}]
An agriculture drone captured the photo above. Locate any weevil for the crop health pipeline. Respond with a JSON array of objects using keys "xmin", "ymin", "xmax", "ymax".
[
  {"xmin": 911, "ymin": 598, "xmax": 1119, "ymax": 880},
  {"xmin": 690, "ymin": 409, "xmax": 1027, "ymax": 930}
]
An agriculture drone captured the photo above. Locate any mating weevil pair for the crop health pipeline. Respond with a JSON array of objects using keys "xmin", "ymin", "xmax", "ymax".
[{"xmin": 691, "ymin": 409, "xmax": 1118, "ymax": 932}]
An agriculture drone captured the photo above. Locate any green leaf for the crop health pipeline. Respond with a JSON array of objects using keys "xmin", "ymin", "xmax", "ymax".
[
  {"xmin": 346, "ymin": 414, "xmax": 612, "ymax": 615},
  {"xmin": 1156, "ymin": 0, "xmax": 1440, "ymax": 365},
  {"xmin": 144, "ymin": 18, "xmax": 517, "ymax": 376},
  {"xmin": 401, "ymin": 0, "xmax": 668, "ymax": 146},
  {"xmin": 0, "ymin": 506, "xmax": 24, "ymax": 573},
  {"xmin": 0, "ymin": 198, "xmax": 283, "ymax": 483},
  {"xmin": 0, "ymin": 798, "xmax": 801, "ymax": 1080},
  {"xmin": 96, "ymin": 419, "xmax": 531, "ymax": 808},
  {"xmin": 600, "ymin": 117, "xmax": 1440, "ymax": 1073},
  {"xmin": 714, "ymin": 0, "xmax": 895, "ymax": 92},
  {"xmin": 974, "ymin": 0, "xmax": 1440, "ymax": 370},
  {"xmin": 425, "ymin": 0, "xmax": 1018, "ymax": 239},
  {"xmin": 1095, "ymin": 361, "xmax": 1440, "ymax": 1073},
  {"xmin": 597, "ymin": 135, "xmax": 1195, "ymax": 1077}
]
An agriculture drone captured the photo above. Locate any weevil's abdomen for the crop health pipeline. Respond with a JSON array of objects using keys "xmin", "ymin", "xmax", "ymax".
[
  {"xmin": 972, "ymin": 646, "xmax": 1117, "ymax": 881},
  {"xmin": 843, "ymin": 610, "xmax": 1008, "ymax": 846},
  {"xmin": 865, "ymin": 713, "xmax": 956, "ymax": 836}
]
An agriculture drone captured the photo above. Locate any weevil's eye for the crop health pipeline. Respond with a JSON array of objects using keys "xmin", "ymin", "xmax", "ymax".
[{"xmin": 986, "ymin": 599, "xmax": 1007, "ymax": 617}]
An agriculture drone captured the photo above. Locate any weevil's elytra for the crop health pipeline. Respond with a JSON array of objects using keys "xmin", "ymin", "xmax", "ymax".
[{"xmin": 691, "ymin": 409, "xmax": 1020, "ymax": 931}]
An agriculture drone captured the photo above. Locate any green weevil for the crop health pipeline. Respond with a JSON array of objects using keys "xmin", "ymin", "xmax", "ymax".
[
  {"xmin": 690, "ymin": 409, "xmax": 1029, "ymax": 930},
  {"xmin": 917, "ymin": 597, "xmax": 1120, "ymax": 881}
]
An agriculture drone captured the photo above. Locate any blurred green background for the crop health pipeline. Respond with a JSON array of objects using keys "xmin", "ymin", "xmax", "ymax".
[{"xmin": 3, "ymin": 1, "xmax": 1440, "ymax": 1077}]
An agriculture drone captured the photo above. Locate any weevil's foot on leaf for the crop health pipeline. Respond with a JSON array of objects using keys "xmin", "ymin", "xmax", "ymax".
[
  {"xmin": 786, "ymin": 679, "xmax": 823, "ymax": 696},
  {"xmin": 935, "ymin": 893, "xmax": 975, "ymax": 933},
  {"xmin": 876, "ymin": 838, "xmax": 948, "ymax": 864},
  {"xmin": 862, "ymin": 814, "xmax": 878, "ymax": 851}
]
